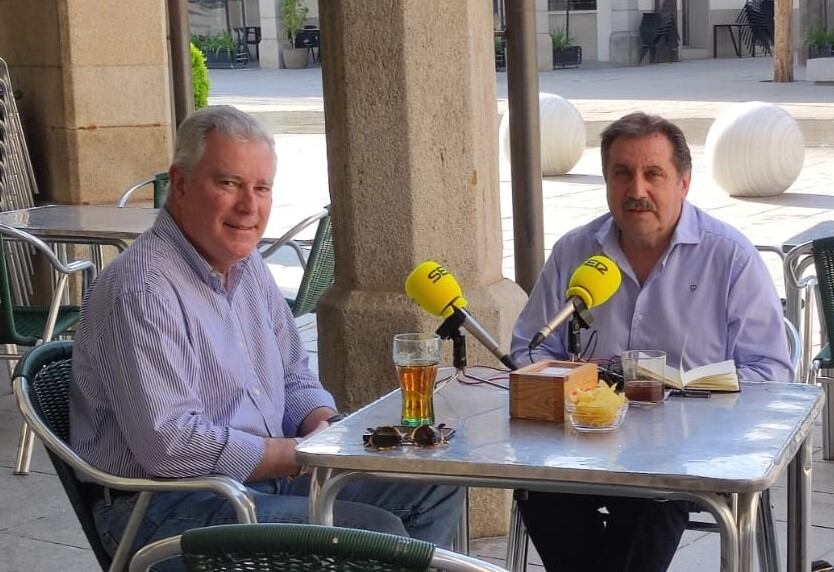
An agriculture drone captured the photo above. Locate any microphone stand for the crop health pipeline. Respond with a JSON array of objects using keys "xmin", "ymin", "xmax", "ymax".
[
  {"xmin": 436, "ymin": 309, "xmax": 467, "ymax": 371},
  {"xmin": 567, "ymin": 306, "xmax": 594, "ymax": 362}
]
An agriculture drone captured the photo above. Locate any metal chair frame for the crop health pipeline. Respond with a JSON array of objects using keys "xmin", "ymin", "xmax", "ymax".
[
  {"xmin": 116, "ymin": 172, "xmax": 169, "ymax": 208},
  {"xmin": 128, "ymin": 524, "xmax": 508, "ymax": 572},
  {"xmin": 13, "ymin": 341, "xmax": 257, "ymax": 572},
  {"xmin": 0, "ymin": 223, "xmax": 97, "ymax": 475},
  {"xmin": 259, "ymin": 206, "xmax": 334, "ymax": 317}
]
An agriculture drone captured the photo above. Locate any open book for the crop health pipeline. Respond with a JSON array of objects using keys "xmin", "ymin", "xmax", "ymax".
[{"xmin": 636, "ymin": 359, "xmax": 739, "ymax": 392}]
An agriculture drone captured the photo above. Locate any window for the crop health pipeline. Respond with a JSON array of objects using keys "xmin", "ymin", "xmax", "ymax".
[{"xmin": 548, "ymin": 0, "xmax": 597, "ymax": 10}]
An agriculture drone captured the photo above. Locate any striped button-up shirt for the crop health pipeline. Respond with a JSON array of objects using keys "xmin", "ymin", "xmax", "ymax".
[
  {"xmin": 70, "ymin": 208, "xmax": 335, "ymax": 482},
  {"xmin": 510, "ymin": 202, "xmax": 792, "ymax": 382}
]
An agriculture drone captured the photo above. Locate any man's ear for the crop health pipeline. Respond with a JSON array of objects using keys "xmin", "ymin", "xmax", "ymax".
[
  {"xmin": 168, "ymin": 165, "xmax": 186, "ymax": 199},
  {"xmin": 679, "ymin": 170, "xmax": 692, "ymax": 200}
]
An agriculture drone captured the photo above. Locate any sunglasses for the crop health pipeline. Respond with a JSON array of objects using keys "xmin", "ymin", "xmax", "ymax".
[{"xmin": 363, "ymin": 424, "xmax": 454, "ymax": 449}]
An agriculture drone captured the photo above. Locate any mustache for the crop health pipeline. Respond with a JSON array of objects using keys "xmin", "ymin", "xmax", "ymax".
[{"xmin": 623, "ymin": 197, "xmax": 656, "ymax": 212}]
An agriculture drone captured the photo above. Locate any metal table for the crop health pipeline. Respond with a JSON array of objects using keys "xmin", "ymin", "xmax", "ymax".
[
  {"xmin": 297, "ymin": 379, "xmax": 823, "ymax": 572},
  {"xmin": 782, "ymin": 221, "xmax": 834, "ymax": 254},
  {"xmin": 0, "ymin": 204, "xmax": 298, "ymax": 254}
]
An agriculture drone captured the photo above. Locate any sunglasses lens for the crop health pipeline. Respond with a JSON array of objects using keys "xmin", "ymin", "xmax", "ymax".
[
  {"xmin": 369, "ymin": 426, "xmax": 402, "ymax": 448},
  {"xmin": 412, "ymin": 424, "xmax": 442, "ymax": 446}
]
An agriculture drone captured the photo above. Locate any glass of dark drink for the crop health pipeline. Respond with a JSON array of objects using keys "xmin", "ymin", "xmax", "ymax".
[{"xmin": 622, "ymin": 350, "xmax": 666, "ymax": 407}]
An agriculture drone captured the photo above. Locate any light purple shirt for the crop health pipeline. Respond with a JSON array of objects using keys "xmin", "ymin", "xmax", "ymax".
[
  {"xmin": 71, "ymin": 208, "xmax": 335, "ymax": 482},
  {"xmin": 510, "ymin": 202, "xmax": 792, "ymax": 382}
]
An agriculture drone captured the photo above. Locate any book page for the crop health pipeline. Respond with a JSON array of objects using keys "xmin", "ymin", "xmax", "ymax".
[{"xmin": 681, "ymin": 360, "xmax": 737, "ymax": 385}]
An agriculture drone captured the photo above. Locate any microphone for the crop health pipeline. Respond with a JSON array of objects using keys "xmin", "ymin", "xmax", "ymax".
[
  {"xmin": 528, "ymin": 255, "xmax": 622, "ymax": 351},
  {"xmin": 405, "ymin": 261, "xmax": 519, "ymax": 370}
]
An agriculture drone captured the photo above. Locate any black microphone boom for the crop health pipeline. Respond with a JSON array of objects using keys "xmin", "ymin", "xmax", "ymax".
[{"xmin": 436, "ymin": 307, "xmax": 518, "ymax": 370}]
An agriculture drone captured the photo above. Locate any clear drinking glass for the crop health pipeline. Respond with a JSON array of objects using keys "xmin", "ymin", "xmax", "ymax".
[
  {"xmin": 622, "ymin": 349, "xmax": 666, "ymax": 406},
  {"xmin": 393, "ymin": 333, "xmax": 441, "ymax": 427}
]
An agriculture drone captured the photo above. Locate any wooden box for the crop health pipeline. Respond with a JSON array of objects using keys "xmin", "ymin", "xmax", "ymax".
[{"xmin": 509, "ymin": 360, "xmax": 599, "ymax": 422}]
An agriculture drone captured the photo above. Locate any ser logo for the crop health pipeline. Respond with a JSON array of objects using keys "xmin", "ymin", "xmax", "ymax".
[
  {"xmin": 583, "ymin": 258, "xmax": 609, "ymax": 275},
  {"xmin": 427, "ymin": 265, "xmax": 449, "ymax": 284}
]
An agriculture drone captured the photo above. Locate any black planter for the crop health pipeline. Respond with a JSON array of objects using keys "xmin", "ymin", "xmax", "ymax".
[
  {"xmin": 809, "ymin": 44, "xmax": 833, "ymax": 59},
  {"xmin": 553, "ymin": 45, "xmax": 582, "ymax": 68},
  {"xmin": 203, "ymin": 49, "xmax": 248, "ymax": 69}
]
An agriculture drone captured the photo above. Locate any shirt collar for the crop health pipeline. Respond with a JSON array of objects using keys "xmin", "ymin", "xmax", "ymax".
[
  {"xmin": 593, "ymin": 201, "xmax": 700, "ymax": 279},
  {"xmin": 152, "ymin": 207, "xmax": 252, "ymax": 293}
]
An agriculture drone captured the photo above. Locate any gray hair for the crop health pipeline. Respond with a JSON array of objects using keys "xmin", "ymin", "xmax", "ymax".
[
  {"xmin": 600, "ymin": 112, "xmax": 692, "ymax": 178},
  {"xmin": 171, "ymin": 105, "xmax": 275, "ymax": 175}
]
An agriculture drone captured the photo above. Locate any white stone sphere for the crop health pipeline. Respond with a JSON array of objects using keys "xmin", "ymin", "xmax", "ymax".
[
  {"xmin": 499, "ymin": 92, "xmax": 585, "ymax": 176},
  {"xmin": 705, "ymin": 101, "xmax": 804, "ymax": 197}
]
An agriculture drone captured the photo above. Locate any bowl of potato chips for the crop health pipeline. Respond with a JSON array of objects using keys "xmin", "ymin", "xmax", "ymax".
[{"xmin": 565, "ymin": 381, "xmax": 628, "ymax": 432}]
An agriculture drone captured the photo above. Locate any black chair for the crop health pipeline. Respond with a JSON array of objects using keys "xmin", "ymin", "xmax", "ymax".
[
  {"xmin": 639, "ymin": 12, "xmax": 679, "ymax": 64},
  {"xmin": 12, "ymin": 341, "xmax": 257, "ymax": 572},
  {"xmin": 294, "ymin": 27, "xmax": 320, "ymax": 63},
  {"xmin": 128, "ymin": 523, "xmax": 509, "ymax": 572},
  {"xmin": 736, "ymin": 0, "xmax": 774, "ymax": 56}
]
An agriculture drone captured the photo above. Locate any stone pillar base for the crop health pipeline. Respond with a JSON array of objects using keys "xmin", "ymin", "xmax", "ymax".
[{"xmin": 610, "ymin": 31, "xmax": 642, "ymax": 66}]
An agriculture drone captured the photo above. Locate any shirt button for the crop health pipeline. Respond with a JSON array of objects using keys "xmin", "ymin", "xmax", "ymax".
[
  {"xmin": 637, "ymin": 313, "xmax": 644, "ymax": 320},
  {"xmin": 252, "ymin": 388, "xmax": 261, "ymax": 396}
]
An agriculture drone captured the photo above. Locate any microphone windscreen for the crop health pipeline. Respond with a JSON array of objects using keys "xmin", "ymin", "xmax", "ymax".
[
  {"xmin": 405, "ymin": 261, "xmax": 468, "ymax": 318},
  {"xmin": 565, "ymin": 255, "xmax": 622, "ymax": 308}
]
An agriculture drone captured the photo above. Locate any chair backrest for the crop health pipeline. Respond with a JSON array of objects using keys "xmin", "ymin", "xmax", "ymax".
[
  {"xmin": 0, "ymin": 234, "xmax": 32, "ymax": 345},
  {"xmin": 117, "ymin": 172, "xmax": 169, "ymax": 208},
  {"xmin": 784, "ymin": 315, "xmax": 802, "ymax": 381},
  {"xmin": 813, "ymin": 236, "xmax": 834, "ymax": 349},
  {"xmin": 130, "ymin": 523, "xmax": 509, "ymax": 572},
  {"xmin": 12, "ymin": 341, "xmax": 113, "ymax": 570},
  {"xmin": 290, "ymin": 209, "xmax": 335, "ymax": 318},
  {"xmin": 639, "ymin": 12, "xmax": 663, "ymax": 45}
]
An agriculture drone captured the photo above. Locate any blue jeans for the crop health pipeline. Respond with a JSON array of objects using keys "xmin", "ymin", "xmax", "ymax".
[{"xmin": 94, "ymin": 476, "xmax": 463, "ymax": 571}]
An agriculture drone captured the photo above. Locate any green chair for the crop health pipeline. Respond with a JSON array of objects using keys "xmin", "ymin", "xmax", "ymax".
[
  {"xmin": 0, "ymin": 223, "xmax": 97, "ymax": 475},
  {"xmin": 116, "ymin": 172, "xmax": 169, "ymax": 208},
  {"xmin": 259, "ymin": 206, "xmax": 334, "ymax": 317},
  {"xmin": 13, "ymin": 341, "xmax": 257, "ymax": 572},
  {"xmin": 811, "ymin": 236, "xmax": 834, "ymax": 458},
  {"xmin": 128, "ymin": 523, "xmax": 509, "ymax": 572}
]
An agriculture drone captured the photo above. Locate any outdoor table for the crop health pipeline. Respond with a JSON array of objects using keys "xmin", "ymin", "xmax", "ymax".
[
  {"xmin": 782, "ymin": 220, "xmax": 834, "ymax": 254},
  {"xmin": 297, "ymin": 378, "xmax": 823, "ymax": 572},
  {"xmin": 0, "ymin": 204, "xmax": 297, "ymax": 257}
]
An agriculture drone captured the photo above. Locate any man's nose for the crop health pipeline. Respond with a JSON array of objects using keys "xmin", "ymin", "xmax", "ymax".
[
  {"xmin": 236, "ymin": 187, "xmax": 257, "ymax": 211},
  {"xmin": 625, "ymin": 175, "xmax": 650, "ymax": 198}
]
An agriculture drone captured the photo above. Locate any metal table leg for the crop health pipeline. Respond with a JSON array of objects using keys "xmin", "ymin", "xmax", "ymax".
[
  {"xmin": 736, "ymin": 492, "xmax": 759, "ymax": 572},
  {"xmin": 788, "ymin": 436, "xmax": 812, "ymax": 572}
]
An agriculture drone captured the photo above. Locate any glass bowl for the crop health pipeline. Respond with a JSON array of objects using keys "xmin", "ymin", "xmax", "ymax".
[{"xmin": 565, "ymin": 399, "xmax": 628, "ymax": 432}]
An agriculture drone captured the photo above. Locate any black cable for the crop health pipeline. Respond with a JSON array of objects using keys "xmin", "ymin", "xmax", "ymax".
[
  {"xmin": 456, "ymin": 366, "xmax": 509, "ymax": 390},
  {"xmin": 579, "ymin": 330, "xmax": 598, "ymax": 361}
]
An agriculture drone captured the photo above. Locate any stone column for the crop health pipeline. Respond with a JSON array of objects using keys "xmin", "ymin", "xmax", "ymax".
[
  {"xmin": 0, "ymin": 0, "xmax": 172, "ymax": 204},
  {"xmin": 317, "ymin": 0, "xmax": 528, "ymax": 538},
  {"xmin": 537, "ymin": 0, "xmax": 554, "ymax": 71},
  {"xmin": 609, "ymin": 0, "xmax": 642, "ymax": 65},
  {"xmin": 258, "ymin": 0, "xmax": 283, "ymax": 68}
]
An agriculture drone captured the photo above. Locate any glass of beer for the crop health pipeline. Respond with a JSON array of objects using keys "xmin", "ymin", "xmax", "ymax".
[{"xmin": 393, "ymin": 333, "xmax": 441, "ymax": 427}]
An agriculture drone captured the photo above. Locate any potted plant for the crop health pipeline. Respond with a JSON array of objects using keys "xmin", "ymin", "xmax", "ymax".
[
  {"xmin": 281, "ymin": 0, "xmax": 310, "ymax": 69},
  {"xmin": 551, "ymin": 28, "xmax": 582, "ymax": 68},
  {"xmin": 808, "ymin": 29, "xmax": 833, "ymax": 59},
  {"xmin": 192, "ymin": 32, "xmax": 246, "ymax": 69}
]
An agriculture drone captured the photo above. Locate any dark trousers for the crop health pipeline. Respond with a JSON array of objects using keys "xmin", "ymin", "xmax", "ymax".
[{"xmin": 516, "ymin": 491, "xmax": 689, "ymax": 572}]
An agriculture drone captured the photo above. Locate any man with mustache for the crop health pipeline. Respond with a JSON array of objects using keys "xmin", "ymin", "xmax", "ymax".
[
  {"xmin": 509, "ymin": 112, "xmax": 791, "ymax": 571},
  {"xmin": 71, "ymin": 106, "xmax": 462, "ymax": 569}
]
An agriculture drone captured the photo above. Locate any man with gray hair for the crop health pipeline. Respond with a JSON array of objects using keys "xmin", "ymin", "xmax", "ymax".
[
  {"xmin": 509, "ymin": 112, "xmax": 791, "ymax": 571},
  {"xmin": 71, "ymin": 105, "xmax": 462, "ymax": 566}
]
